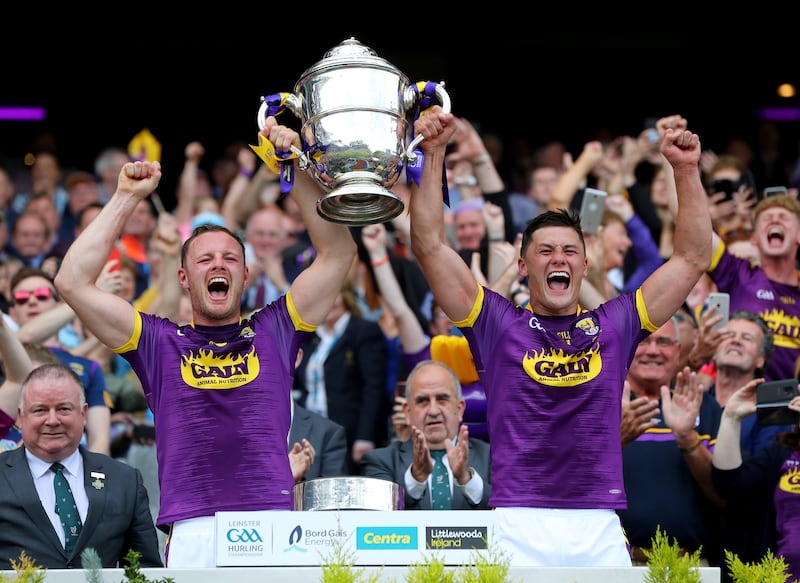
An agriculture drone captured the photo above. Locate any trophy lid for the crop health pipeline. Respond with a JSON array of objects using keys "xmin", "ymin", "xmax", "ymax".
[{"xmin": 297, "ymin": 37, "xmax": 407, "ymax": 82}]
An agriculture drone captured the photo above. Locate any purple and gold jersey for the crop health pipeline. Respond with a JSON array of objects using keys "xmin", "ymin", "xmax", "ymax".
[
  {"xmin": 774, "ymin": 451, "xmax": 800, "ymax": 580},
  {"xmin": 708, "ymin": 243, "xmax": 800, "ymax": 381},
  {"xmin": 114, "ymin": 293, "xmax": 312, "ymax": 529},
  {"xmin": 456, "ymin": 285, "xmax": 653, "ymax": 509}
]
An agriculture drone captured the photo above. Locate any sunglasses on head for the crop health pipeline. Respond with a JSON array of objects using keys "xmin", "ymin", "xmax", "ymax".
[{"xmin": 14, "ymin": 287, "xmax": 56, "ymax": 305}]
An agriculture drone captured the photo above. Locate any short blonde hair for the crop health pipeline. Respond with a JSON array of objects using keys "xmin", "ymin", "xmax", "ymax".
[{"xmin": 754, "ymin": 194, "xmax": 800, "ymax": 222}]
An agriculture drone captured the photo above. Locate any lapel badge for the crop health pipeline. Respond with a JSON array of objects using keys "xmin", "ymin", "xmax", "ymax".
[{"xmin": 90, "ymin": 471, "xmax": 106, "ymax": 490}]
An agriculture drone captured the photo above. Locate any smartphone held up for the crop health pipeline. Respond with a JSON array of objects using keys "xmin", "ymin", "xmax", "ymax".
[
  {"xmin": 703, "ymin": 292, "xmax": 730, "ymax": 332},
  {"xmin": 756, "ymin": 378, "xmax": 800, "ymax": 426},
  {"xmin": 579, "ymin": 188, "xmax": 607, "ymax": 235}
]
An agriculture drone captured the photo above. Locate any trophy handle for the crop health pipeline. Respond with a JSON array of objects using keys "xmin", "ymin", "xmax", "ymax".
[
  {"xmin": 257, "ymin": 94, "xmax": 310, "ymax": 168},
  {"xmin": 405, "ymin": 83, "xmax": 451, "ymax": 161}
]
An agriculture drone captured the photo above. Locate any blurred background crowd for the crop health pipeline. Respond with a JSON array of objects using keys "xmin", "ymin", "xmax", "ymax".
[{"xmin": 2, "ymin": 27, "xmax": 800, "ymax": 579}]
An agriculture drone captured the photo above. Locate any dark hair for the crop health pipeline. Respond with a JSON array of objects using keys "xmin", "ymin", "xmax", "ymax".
[
  {"xmin": 181, "ymin": 224, "xmax": 245, "ymax": 267},
  {"xmin": 10, "ymin": 266, "xmax": 59, "ymax": 301},
  {"xmin": 521, "ymin": 208, "xmax": 585, "ymax": 258},
  {"xmin": 777, "ymin": 426, "xmax": 800, "ymax": 452}
]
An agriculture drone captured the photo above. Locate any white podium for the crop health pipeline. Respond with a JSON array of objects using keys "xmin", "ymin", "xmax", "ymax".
[{"xmin": 216, "ymin": 510, "xmax": 494, "ymax": 567}]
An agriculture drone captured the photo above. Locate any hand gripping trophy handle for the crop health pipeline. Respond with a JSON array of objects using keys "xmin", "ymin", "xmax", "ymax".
[
  {"xmin": 405, "ymin": 83, "xmax": 452, "ymax": 162},
  {"xmin": 256, "ymin": 94, "xmax": 310, "ymax": 169}
]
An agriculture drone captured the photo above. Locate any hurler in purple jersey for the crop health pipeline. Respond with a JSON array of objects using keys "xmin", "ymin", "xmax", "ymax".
[
  {"xmin": 54, "ymin": 118, "xmax": 357, "ymax": 567},
  {"xmin": 409, "ymin": 111, "xmax": 712, "ymax": 567}
]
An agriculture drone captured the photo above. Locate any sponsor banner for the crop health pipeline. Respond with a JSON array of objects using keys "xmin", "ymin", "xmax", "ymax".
[{"xmin": 216, "ymin": 510, "xmax": 493, "ymax": 566}]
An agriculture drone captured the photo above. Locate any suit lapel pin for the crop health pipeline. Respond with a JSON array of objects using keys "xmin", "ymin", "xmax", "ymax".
[{"xmin": 90, "ymin": 472, "xmax": 105, "ymax": 490}]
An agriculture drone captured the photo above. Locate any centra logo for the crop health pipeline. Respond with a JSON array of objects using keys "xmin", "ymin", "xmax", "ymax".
[{"xmin": 356, "ymin": 526, "xmax": 417, "ymax": 550}]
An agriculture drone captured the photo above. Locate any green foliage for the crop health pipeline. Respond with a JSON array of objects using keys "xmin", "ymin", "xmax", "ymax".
[
  {"xmin": 405, "ymin": 551, "xmax": 455, "ymax": 583},
  {"xmin": 455, "ymin": 544, "xmax": 517, "ymax": 583},
  {"xmin": 725, "ymin": 548, "xmax": 793, "ymax": 583},
  {"xmin": 0, "ymin": 552, "xmax": 46, "ymax": 583},
  {"xmin": 643, "ymin": 526, "xmax": 703, "ymax": 583},
  {"xmin": 120, "ymin": 549, "xmax": 174, "ymax": 583},
  {"xmin": 315, "ymin": 528, "xmax": 517, "ymax": 583},
  {"xmin": 317, "ymin": 533, "xmax": 382, "ymax": 583}
]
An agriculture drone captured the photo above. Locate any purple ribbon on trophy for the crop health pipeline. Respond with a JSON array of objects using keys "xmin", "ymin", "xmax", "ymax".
[
  {"xmin": 253, "ymin": 92, "xmax": 326, "ymax": 195},
  {"xmin": 405, "ymin": 81, "xmax": 450, "ymax": 207}
]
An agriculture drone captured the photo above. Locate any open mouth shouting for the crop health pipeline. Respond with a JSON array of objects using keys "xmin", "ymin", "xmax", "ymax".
[
  {"xmin": 208, "ymin": 276, "xmax": 230, "ymax": 301},
  {"xmin": 547, "ymin": 270, "xmax": 570, "ymax": 291}
]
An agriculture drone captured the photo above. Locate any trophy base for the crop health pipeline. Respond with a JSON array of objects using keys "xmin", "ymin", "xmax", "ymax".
[{"xmin": 317, "ymin": 180, "xmax": 404, "ymax": 226}]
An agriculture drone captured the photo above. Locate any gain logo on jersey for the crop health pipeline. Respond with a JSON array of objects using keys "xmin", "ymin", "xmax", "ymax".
[
  {"xmin": 180, "ymin": 345, "xmax": 260, "ymax": 389},
  {"xmin": 522, "ymin": 342, "xmax": 601, "ymax": 386},
  {"xmin": 760, "ymin": 307, "xmax": 800, "ymax": 349},
  {"xmin": 778, "ymin": 467, "xmax": 800, "ymax": 494}
]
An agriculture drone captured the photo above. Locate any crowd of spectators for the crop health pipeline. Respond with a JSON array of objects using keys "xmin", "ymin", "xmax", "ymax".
[{"xmin": 1, "ymin": 110, "xmax": 800, "ymax": 578}]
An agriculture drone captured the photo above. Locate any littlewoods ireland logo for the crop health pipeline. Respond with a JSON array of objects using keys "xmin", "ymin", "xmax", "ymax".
[
  {"xmin": 426, "ymin": 526, "xmax": 488, "ymax": 550},
  {"xmin": 356, "ymin": 526, "xmax": 417, "ymax": 550}
]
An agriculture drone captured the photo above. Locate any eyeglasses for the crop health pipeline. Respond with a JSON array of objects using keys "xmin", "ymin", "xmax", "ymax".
[
  {"xmin": 639, "ymin": 336, "xmax": 678, "ymax": 349},
  {"xmin": 13, "ymin": 287, "xmax": 55, "ymax": 305}
]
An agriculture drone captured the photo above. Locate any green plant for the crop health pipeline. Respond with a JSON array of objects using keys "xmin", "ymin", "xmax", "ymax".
[
  {"xmin": 405, "ymin": 551, "xmax": 455, "ymax": 583},
  {"xmin": 0, "ymin": 552, "xmax": 46, "ymax": 583},
  {"xmin": 455, "ymin": 544, "xmax": 517, "ymax": 583},
  {"xmin": 120, "ymin": 549, "xmax": 174, "ymax": 583},
  {"xmin": 317, "ymin": 532, "xmax": 382, "ymax": 583},
  {"xmin": 725, "ymin": 548, "xmax": 793, "ymax": 583},
  {"xmin": 643, "ymin": 526, "xmax": 703, "ymax": 583}
]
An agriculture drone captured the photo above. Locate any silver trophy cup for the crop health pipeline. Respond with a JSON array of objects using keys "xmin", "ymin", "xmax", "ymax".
[{"xmin": 257, "ymin": 37, "xmax": 451, "ymax": 226}]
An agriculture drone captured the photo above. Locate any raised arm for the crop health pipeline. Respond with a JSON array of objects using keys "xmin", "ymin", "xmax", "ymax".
[
  {"xmin": 361, "ymin": 223, "xmax": 428, "ymax": 353},
  {"xmin": 409, "ymin": 107, "xmax": 477, "ymax": 323},
  {"xmin": 712, "ymin": 378, "xmax": 762, "ymax": 470},
  {"xmin": 547, "ymin": 141, "xmax": 604, "ymax": 211},
  {"xmin": 143, "ymin": 212, "xmax": 183, "ymax": 321},
  {"xmin": 15, "ymin": 260, "xmax": 121, "ymax": 346},
  {"xmin": 0, "ymin": 315, "xmax": 33, "ymax": 422},
  {"xmin": 220, "ymin": 149, "xmax": 271, "ymax": 233},
  {"xmin": 54, "ymin": 161, "xmax": 162, "ymax": 349},
  {"xmin": 640, "ymin": 126, "xmax": 712, "ymax": 327},
  {"xmin": 260, "ymin": 117, "xmax": 357, "ymax": 325},
  {"xmin": 173, "ymin": 141, "xmax": 205, "ymax": 227}
]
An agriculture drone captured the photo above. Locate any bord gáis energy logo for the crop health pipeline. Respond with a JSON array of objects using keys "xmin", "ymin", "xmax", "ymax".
[
  {"xmin": 284, "ymin": 524, "xmax": 349, "ymax": 552},
  {"xmin": 356, "ymin": 526, "xmax": 417, "ymax": 550}
]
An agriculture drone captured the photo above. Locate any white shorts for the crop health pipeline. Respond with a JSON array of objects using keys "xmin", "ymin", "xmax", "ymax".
[
  {"xmin": 164, "ymin": 516, "xmax": 216, "ymax": 568},
  {"xmin": 492, "ymin": 507, "xmax": 632, "ymax": 567}
]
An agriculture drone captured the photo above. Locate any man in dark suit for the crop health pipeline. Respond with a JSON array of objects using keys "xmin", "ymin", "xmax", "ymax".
[
  {"xmin": 360, "ymin": 360, "xmax": 491, "ymax": 510},
  {"xmin": 0, "ymin": 363, "xmax": 161, "ymax": 569},
  {"xmin": 288, "ymin": 401, "xmax": 348, "ymax": 482}
]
